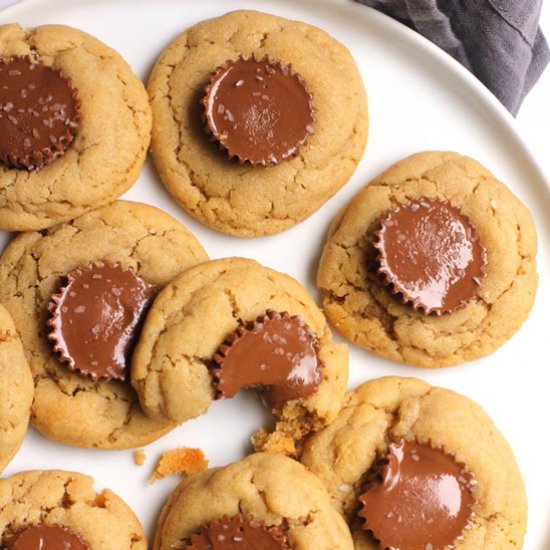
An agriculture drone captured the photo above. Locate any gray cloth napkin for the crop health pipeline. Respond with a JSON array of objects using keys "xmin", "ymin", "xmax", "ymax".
[
  {"xmin": 355, "ymin": 0, "xmax": 550, "ymax": 115},
  {"xmin": 0, "ymin": 0, "xmax": 20, "ymax": 9}
]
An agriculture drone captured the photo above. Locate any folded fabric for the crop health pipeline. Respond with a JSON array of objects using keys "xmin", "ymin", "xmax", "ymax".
[
  {"xmin": 356, "ymin": 0, "xmax": 550, "ymax": 115},
  {"xmin": 0, "ymin": 0, "xmax": 20, "ymax": 9}
]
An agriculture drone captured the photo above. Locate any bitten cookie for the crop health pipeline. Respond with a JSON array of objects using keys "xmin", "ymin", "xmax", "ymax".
[
  {"xmin": 0, "ymin": 304, "xmax": 33, "ymax": 473},
  {"xmin": 0, "ymin": 470, "xmax": 146, "ymax": 549},
  {"xmin": 132, "ymin": 257, "xmax": 348, "ymax": 455},
  {"xmin": 0, "ymin": 200, "xmax": 208, "ymax": 449},
  {"xmin": 301, "ymin": 377, "xmax": 527, "ymax": 550},
  {"xmin": 153, "ymin": 453, "xmax": 354, "ymax": 550},
  {"xmin": 148, "ymin": 10, "xmax": 368, "ymax": 237},
  {"xmin": 318, "ymin": 151, "xmax": 538, "ymax": 367},
  {"xmin": 0, "ymin": 23, "xmax": 151, "ymax": 230}
]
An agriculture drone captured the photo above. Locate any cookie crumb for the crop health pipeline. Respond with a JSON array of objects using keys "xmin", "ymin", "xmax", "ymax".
[
  {"xmin": 251, "ymin": 428, "xmax": 297, "ymax": 457},
  {"xmin": 134, "ymin": 449, "xmax": 146, "ymax": 466},
  {"xmin": 149, "ymin": 448, "xmax": 208, "ymax": 484}
]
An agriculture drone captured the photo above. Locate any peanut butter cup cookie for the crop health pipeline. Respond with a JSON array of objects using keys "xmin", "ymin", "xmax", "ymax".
[
  {"xmin": 153, "ymin": 453, "xmax": 354, "ymax": 550},
  {"xmin": 0, "ymin": 304, "xmax": 33, "ymax": 473},
  {"xmin": 0, "ymin": 200, "xmax": 208, "ymax": 449},
  {"xmin": 0, "ymin": 470, "xmax": 146, "ymax": 549},
  {"xmin": 0, "ymin": 23, "xmax": 151, "ymax": 230},
  {"xmin": 301, "ymin": 377, "xmax": 527, "ymax": 550},
  {"xmin": 318, "ymin": 151, "xmax": 538, "ymax": 367},
  {"xmin": 132, "ymin": 258, "xmax": 348, "ymax": 455},
  {"xmin": 148, "ymin": 10, "xmax": 368, "ymax": 236}
]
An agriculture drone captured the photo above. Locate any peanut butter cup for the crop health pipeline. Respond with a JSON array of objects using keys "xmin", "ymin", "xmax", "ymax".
[
  {"xmin": 358, "ymin": 439, "xmax": 477, "ymax": 550},
  {"xmin": 202, "ymin": 56, "xmax": 315, "ymax": 166},
  {"xmin": 48, "ymin": 262, "xmax": 157, "ymax": 382},
  {"xmin": 211, "ymin": 310, "xmax": 322, "ymax": 407},
  {"xmin": 185, "ymin": 515, "xmax": 290, "ymax": 550},
  {"xmin": 6, "ymin": 524, "xmax": 89, "ymax": 550},
  {"xmin": 0, "ymin": 56, "xmax": 80, "ymax": 170},
  {"xmin": 375, "ymin": 198, "xmax": 487, "ymax": 315}
]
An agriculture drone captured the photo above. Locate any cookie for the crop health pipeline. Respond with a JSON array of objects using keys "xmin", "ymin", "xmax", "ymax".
[
  {"xmin": 0, "ymin": 470, "xmax": 146, "ymax": 549},
  {"xmin": 0, "ymin": 200, "xmax": 208, "ymax": 449},
  {"xmin": 317, "ymin": 151, "xmax": 538, "ymax": 367},
  {"xmin": 148, "ymin": 10, "xmax": 368, "ymax": 237},
  {"xmin": 0, "ymin": 23, "xmax": 152, "ymax": 231},
  {"xmin": 132, "ymin": 258, "xmax": 348, "ymax": 455},
  {"xmin": 149, "ymin": 448, "xmax": 208, "ymax": 484},
  {"xmin": 153, "ymin": 453, "xmax": 354, "ymax": 550},
  {"xmin": 0, "ymin": 304, "xmax": 33, "ymax": 473},
  {"xmin": 301, "ymin": 376, "xmax": 527, "ymax": 550}
]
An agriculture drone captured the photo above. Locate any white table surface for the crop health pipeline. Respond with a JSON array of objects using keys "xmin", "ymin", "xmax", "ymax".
[{"xmin": 0, "ymin": 0, "xmax": 548, "ymax": 547}]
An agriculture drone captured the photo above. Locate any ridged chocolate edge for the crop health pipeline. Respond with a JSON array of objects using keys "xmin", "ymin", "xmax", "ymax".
[
  {"xmin": 200, "ymin": 55, "xmax": 316, "ymax": 166},
  {"xmin": 357, "ymin": 437, "xmax": 478, "ymax": 550},
  {"xmin": 4, "ymin": 523, "xmax": 90, "ymax": 550},
  {"xmin": 0, "ymin": 55, "xmax": 81, "ymax": 171},
  {"xmin": 186, "ymin": 514, "xmax": 291, "ymax": 549},
  {"xmin": 210, "ymin": 309, "xmax": 323, "ymax": 400},
  {"xmin": 373, "ymin": 197, "xmax": 488, "ymax": 316},
  {"xmin": 46, "ymin": 261, "xmax": 142, "ymax": 383}
]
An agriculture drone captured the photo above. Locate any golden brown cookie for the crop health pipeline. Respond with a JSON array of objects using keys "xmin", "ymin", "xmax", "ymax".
[
  {"xmin": 0, "ymin": 470, "xmax": 146, "ymax": 549},
  {"xmin": 0, "ymin": 23, "xmax": 151, "ymax": 230},
  {"xmin": 318, "ymin": 151, "xmax": 538, "ymax": 367},
  {"xmin": 149, "ymin": 447, "xmax": 208, "ymax": 484},
  {"xmin": 132, "ymin": 258, "xmax": 348, "ymax": 456},
  {"xmin": 0, "ymin": 200, "xmax": 208, "ymax": 449},
  {"xmin": 148, "ymin": 10, "xmax": 368, "ymax": 237},
  {"xmin": 0, "ymin": 304, "xmax": 33, "ymax": 473},
  {"xmin": 301, "ymin": 376, "xmax": 527, "ymax": 550},
  {"xmin": 153, "ymin": 453, "xmax": 354, "ymax": 550}
]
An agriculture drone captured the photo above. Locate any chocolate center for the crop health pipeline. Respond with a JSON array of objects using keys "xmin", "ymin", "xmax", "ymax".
[
  {"xmin": 211, "ymin": 310, "xmax": 322, "ymax": 407},
  {"xmin": 185, "ymin": 515, "xmax": 290, "ymax": 550},
  {"xmin": 6, "ymin": 524, "xmax": 89, "ymax": 550},
  {"xmin": 358, "ymin": 440, "xmax": 476, "ymax": 550},
  {"xmin": 375, "ymin": 198, "xmax": 487, "ymax": 314},
  {"xmin": 0, "ymin": 56, "xmax": 80, "ymax": 170},
  {"xmin": 48, "ymin": 262, "xmax": 157, "ymax": 382},
  {"xmin": 202, "ymin": 56, "xmax": 315, "ymax": 166}
]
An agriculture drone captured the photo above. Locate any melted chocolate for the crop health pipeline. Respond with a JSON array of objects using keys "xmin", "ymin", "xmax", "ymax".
[
  {"xmin": 185, "ymin": 515, "xmax": 290, "ymax": 550},
  {"xmin": 212, "ymin": 310, "xmax": 322, "ymax": 407},
  {"xmin": 6, "ymin": 524, "xmax": 89, "ymax": 550},
  {"xmin": 0, "ymin": 56, "xmax": 80, "ymax": 170},
  {"xmin": 359, "ymin": 440, "xmax": 477, "ymax": 550},
  {"xmin": 375, "ymin": 198, "xmax": 487, "ymax": 315},
  {"xmin": 202, "ymin": 56, "xmax": 315, "ymax": 165},
  {"xmin": 48, "ymin": 262, "xmax": 157, "ymax": 382}
]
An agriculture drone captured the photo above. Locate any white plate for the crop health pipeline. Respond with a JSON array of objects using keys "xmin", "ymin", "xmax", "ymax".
[{"xmin": 1, "ymin": 0, "xmax": 549, "ymax": 547}]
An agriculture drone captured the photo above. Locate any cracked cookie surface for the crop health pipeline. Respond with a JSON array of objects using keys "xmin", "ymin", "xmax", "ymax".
[
  {"xmin": 153, "ymin": 453, "xmax": 354, "ymax": 550},
  {"xmin": 0, "ymin": 200, "xmax": 208, "ymax": 449},
  {"xmin": 132, "ymin": 257, "xmax": 348, "ymax": 455},
  {"xmin": 0, "ymin": 23, "xmax": 152, "ymax": 231},
  {"xmin": 317, "ymin": 151, "xmax": 538, "ymax": 367},
  {"xmin": 147, "ymin": 10, "xmax": 368, "ymax": 237},
  {"xmin": 0, "ymin": 470, "xmax": 146, "ymax": 549},
  {"xmin": 301, "ymin": 376, "xmax": 527, "ymax": 550},
  {"xmin": 0, "ymin": 304, "xmax": 33, "ymax": 473}
]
